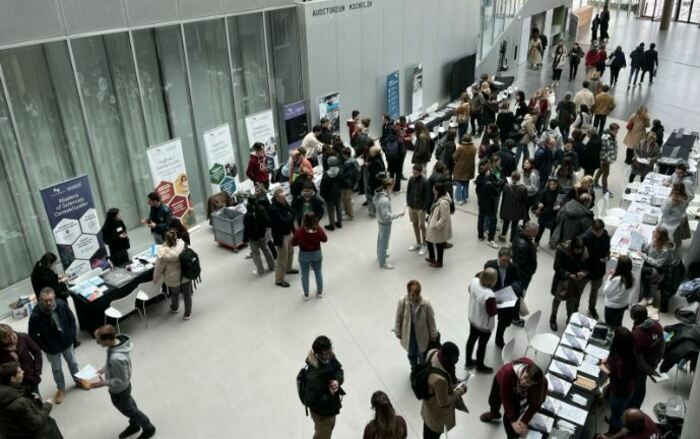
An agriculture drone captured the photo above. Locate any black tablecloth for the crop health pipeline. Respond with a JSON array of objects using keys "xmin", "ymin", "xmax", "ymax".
[
  {"xmin": 659, "ymin": 133, "xmax": 697, "ymax": 174},
  {"xmin": 70, "ymin": 268, "xmax": 154, "ymax": 335}
]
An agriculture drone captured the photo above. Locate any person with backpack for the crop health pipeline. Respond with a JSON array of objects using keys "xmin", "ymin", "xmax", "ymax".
[
  {"xmin": 394, "ymin": 280, "xmax": 438, "ymax": 370},
  {"xmin": 363, "ymin": 391, "xmax": 407, "ymax": 439},
  {"xmin": 320, "ymin": 156, "xmax": 343, "ymax": 231},
  {"xmin": 419, "ymin": 342, "xmax": 468, "ymax": 439},
  {"xmin": 480, "ymin": 358, "xmax": 547, "ymax": 438},
  {"xmin": 154, "ymin": 230, "xmax": 193, "ymax": 321},
  {"xmin": 340, "ymin": 147, "xmax": 359, "ymax": 220},
  {"xmin": 465, "ymin": 268, "xmax": 498, "ymax": 372},
  {"xmin": 300, "ymin": 335, "xmax": 344, "ymax": 439},
  {"xmin": 243, "ymin": 197, "xmax": 276, "ymax": 276},
  {"xmin": 629, "ymin": 305, "xmax": 664, "ymax": 410},
  {"xmin": 382, "ymin": 126, "xmax": 406, "ymax": 192}
]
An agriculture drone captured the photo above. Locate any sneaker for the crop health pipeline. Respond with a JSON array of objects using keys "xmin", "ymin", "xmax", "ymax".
[
  {"xmin": 184, "ymin": 315, "xmax": 191, "ymax": 321},
  {"xmin": 380, "ymin": 263, "xmax": 395, "ymax": 270},
  {"xmin": 476, "ymin": 364, "xmax": 494, "ymax": 374},
  {"xmin": 276, "ymin": 281, "xmax": 290, "ymax": 288},
  {"xmin": 418, "ymin": 245, "xmax": 427, "ymax": 256},
  {"xmin": 408, "ymin": 244, "xmax": 421, "ymax": 252},
  {"xmin": 478, "ymin": 236, "xmax": 485, "ymax": 241},
  {"xmin": 456, "ymin": 200, "xmax": 464, "ymax": 205},
  {"xmin": 316, "ymin": 291, "xmax": 323, "ymax": 298},
  {"xmin": 465, "ymin": 359, "xmax": 475, "ymax": 370},
  {"xmin": 480, "ymin": 411, "xmax": 502, "ymax": 423},
  {"xmin": 444, "ymin": 243, "xmax": 453, "ymax": 249},
  {"xmin": 137, "ymin": 426, "xmax": 156, "ymax": 439},
  {"xmin": 638, "ymin": 298, "xmax": 649, "ymax": 306},
  {"xmin": 303, "ymin": 295, "xmax": 310, "ymax": 301},
  {"xmin": 170, "ymin": 307, "xmax": 178, "ymax": 314},
  {"xmin": 54, "ymin": 389, "xmax": 65, "ymax": 404},
  {"xmin": 487, "ymin": 240, "xmax": 499, "ymax": 249},
  {"xmin": 119, "ymin": 425, "xmax": 141, "ymax": 439},
  {"xmin": 252, "ymin": 270, "xmax": 259, "ymax": 276}
]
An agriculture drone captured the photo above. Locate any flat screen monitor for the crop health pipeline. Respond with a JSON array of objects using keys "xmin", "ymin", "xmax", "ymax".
[{"xmin": 450, "ymin": 54, "xmax": 476, "ymax": 100}]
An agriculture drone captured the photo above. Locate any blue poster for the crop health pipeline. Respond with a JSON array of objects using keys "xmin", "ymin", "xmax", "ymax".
[
  {"xmin": 386, "ymin": 70, "xmax": 400, "ymax": 121},
  {"xmin": 40, "ymin": 175, "xmax": 108, "ymax": 277}
]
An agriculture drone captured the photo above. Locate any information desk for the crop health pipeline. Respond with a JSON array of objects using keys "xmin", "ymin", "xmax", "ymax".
[{"xmin": 658, "ymin": 131, "xmax": 698, "ymax": 174}]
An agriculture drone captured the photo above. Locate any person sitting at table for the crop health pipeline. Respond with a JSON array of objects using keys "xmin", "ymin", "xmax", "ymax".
[
  {"xmin": 664, "ymin": 161, "xmax": 694, "ymax": 201},
  {"xmin": 596, "ymin": 407, "xmax": 660, "ymax": 439},
  {"xmin": 480, "ymin": 358, "xmax": 547, "ymax": 439},
  {"xmin": 168, "ymin": 217, "xmax": 190, "ymax": 246},
  {"xmin": 101, "ymin": 208, "xmax": 130, "ymax": 266},
  {"xmin": 637, "ymin": 226, "xmax": 674, "ymax": 309},
  {"xmin": 628, "ymin": 132, "xmax": 659, "ymax": 184},
  {"xmin": 140, "ymin": 192, "xmax": 171, "ymax": 244},
  {"xmin": 600, "ymin": 327, "xmax": 638, "ymax": 435},
  {"xmin": 154, "ymin": 230, "xmax": 193, "ymax": 321},
  {"xmin": 660, "ymin": 182, "xmax": 691, "ymax": 251},
  {"xmin": 30, "ymin": 253, "xmax": 69, "ymax": 301},
  {"xmin": 602, "ymin": 255, "xmax": 635, "ymax": 328}
]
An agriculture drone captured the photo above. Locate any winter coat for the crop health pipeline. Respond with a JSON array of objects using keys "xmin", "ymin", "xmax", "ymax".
[
  {"xmin": 552, "ymin": 49, "xmax": 567, "ymax": 70},
  {"xmin": 245, "ymin": 154, "xmax": 269, "ymax": 184},
  {"xmin": 0, "ymin": 384, "xmax": 61, "ymax": 439},
  {"xmin": 623, "ymin": 112, "xmax": 650, "ymax": 149},
  {"xmin": 427, "ymin": 173, "xmax": 455, "ymax": 212},
  {"xmin": 29, "ymin": 266, "xmax": 68, "ymax": 300},
  {"xmin": 0, "ymin": 334, "xmax": 42, "ymax": 388},
  {"xmin": 659, "ymin": 323, "xmax": 699, "ymax": 373},
  {"xmin": 520, "ymin": 114, "xmax": 538, "ymax": 145},
  {"xmin": 496, "ymin": 111, "xmax": 516, "ymax": 142},
  {"xmin": 28, "ymin": 301, "xmax": 76, "ymax": 355},
  {"xmin": 452, "ymin": 143, "xmax": 476, "ymax": 181},
  {"xmin": 406, "ymin": 175, "xmax": 431, "ymax": 211},
  {"xmin": 511, "ymin": 228, "xmax": 538, "ymax": 279},
  {"xmin": 591, "ymin": 92, "xmax": 616, "ymax": 116},
  {"xmin": 581, "ymin": 227, "xmax": 610, "ymax": 280},
  {"xmin": 341, "ymin": 157, "xmax": 360, "ymax": 190},
  {"xmin": 496, "ymin": 148, "xmax": 517, "ymax": 179},
  {"xmin": 101, "ymin": 219, "xmax": 130, "ymax": 255},
  {"xmin": 642, "ymin": 49, "xmax": 658, "ymax": 72},
  {"xmin": 303, "ymin": 351, "xmax": 345, "ymax": 417},
  {"xmin": 608, "ymin": 50, "xmax": 627, "ymax": 69},
  {"xmin": 534, "ymin": 145, "xmax": 555, "ymax": 180},
  {"xmin": 527, "ymin": 39, "xmax": 543, "ymax": 65},
  {"xmin": 374, "ymin": 190, "xmax": 402, "ymax": 225},
  {"xmin": 426, "ymin": 196, "xmax": 452, "ymax": 243},
  {"xmin": 551, "ymin": 241, "xmax": 589, "ymax": 295},
  {"xmin": 103, "ymin": 334, "xmax": 134, "ymax": 394},
  {"xmin": 268, "ymin": 200, "xmax": 296, "ymax": 246},
  {"xmin": 147, "ymin": 203, "xmax": 171, "ymax": 237},
  {"xmin": 243, "ymin": 204, "xmax": 269, "ymax": 243},
  {"xmin": 475, "ymin": 173, "xmax": 501, "ymax": 212},
  {"xmin": 500, "ymin": 183, "xmax": 528, "ymax": 222},
  {"xmin": 439, "ymin": 141, "xmax": 457, "ymax": 171},
  {"xmin": 600, "ymin": 132, "xmax": 619, "ymax": 163},
  {"xmin": 484, "ymin": 259, "xmax": 522, "ymax": 294},
  {"xmin": 557, "ymin": 100, "xmax": 576, "ymax": 130},
  {"xmin": 412, "ymin": 134, "xmax": 431, "ymax": 165},
  {"xmin": 536, "ymin": 186, "xmax": 563, "ymax": 228},
  {"xmin": 320, "ymin": 165, "xmax": 342, "ymax": 204},
  {"xmin": 471, "ymin": 92, "xmax": 485, "ymax": 116},
  {"xmin": 420, "ymin": 349, "xmax": 467, "ymax": 433},
  {"xmin": 552, "ymin": 199, "xmax": 593, "ymax": 247},
  {"xmin": 632, "ymin": 139, "xmax": 660, "ymax": 176},
  {"xmin": 367, "ymin": 155, "xmax": 387, "ymax": 193},
  {"xmin": 153, "ymin": 239, "xmax": 188, "ymax": 288},
  {"xmin": 291, "ymin": 194, "xmax": 325, "ymax": 226},
  {"xmin": 394, "ymin": 296, "xmax": 438, "ymax": 353},
  {"xmin": 573, "ymin": 88, "xmax": 595, "ymax": 112},
  {"xmin": 569, "ymin": 46, "xmax": 585, "ymax": 65},
  {"xmin": 583, "ymin": 134, "xmax": 603, "ymax": 171},
  {"xmin": 629, "ymin": 47, "xmax": 644, "ymax": 67}
]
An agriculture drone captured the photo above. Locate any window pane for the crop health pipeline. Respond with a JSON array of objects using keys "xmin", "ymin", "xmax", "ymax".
[
  {"xmin": 132, "ymin": 26, "xmax": 205, "ymax": 214},
  {"xmin": 184, "ymin": 19, "xmax": 239, "ymax": 193}
]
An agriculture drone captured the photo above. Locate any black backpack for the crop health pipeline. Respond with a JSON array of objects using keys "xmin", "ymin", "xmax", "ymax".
[
  {"xmin": 384, "ymin": 139, "xmax": 400, "ymax": 160},
  {"xmin": 179, "ymin": 245, "xmax": 201, "ymax": 283},
  {"xmin": 410, "ymin": 351, "xmax": 449, "ymax": 400},
  {"xmin": 296, "ymin": 366, "xmax": 309, "ymax": 415}
]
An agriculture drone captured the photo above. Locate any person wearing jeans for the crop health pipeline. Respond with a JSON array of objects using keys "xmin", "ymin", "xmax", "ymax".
[
  {"xmin": 28, "ymin": 287, "xmax": 88, "ymax": 404},
  {"xmin": 593, "ymin": 123, "xmax": 620, "ymax": 196},
  {"xmin": 465, "ymin": 269, "xmax": 498, "ymax": 372},
  {"xmin": 475, "ymin": 162, "xmax": 502, "ymax": 247},
  {"xmin": 154, "ymin": 230, "xmax": 194, "ymax": 320},
  {"xmin": 452, "ymin": 134, "xmax": 476, "ymax": 205},
  {"xmin": 292, "ymin": 212, "xmax": 327, "ymax": 299},
  {"xmin": 374, "ymin": 178, "xmax": 406, "ymax": 269},
  {"xmin": 425, "ymin": 184, "xmax": 452, "ymax": 268},
  {"xmin": 591, "ymin": 85, "xmax": 616, "ymax": 136},
  {"xmin": 394, "ymin": 280, "xmax": 438, "ymax": 369}
]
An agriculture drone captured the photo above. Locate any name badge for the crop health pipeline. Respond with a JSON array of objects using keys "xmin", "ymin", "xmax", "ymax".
[{"xmin": 116, "ymin": 227, "xmax": 123, "ymax": 233}]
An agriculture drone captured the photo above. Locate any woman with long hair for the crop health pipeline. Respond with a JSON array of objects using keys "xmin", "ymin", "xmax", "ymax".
[
  {"xmin": 522, "ymin": 158, "xmax": 540, "ymax": 210},
  {"xmin": 101, "ymin": 207, "xmax": 130, "ymax": 266},
  {"xmin": 30, "ymin": 252, "xmax": 69, "ymax": 300},
  {"xmin": 533, "ymin": 178, "xmax": 563, "ymax": 247},
  {"xmin": 629, "ymin": 131, "xmax": 660, "ymax": 183},
  {"xmin": 638, "ymin": 226, "xmax": 674, "ymax": 308},
  {"xmin": 168, "ymin": 217, "xmax": 190, "ymax": 246},
  {"xmin": 602, "ymin": 255, "xmax": 635, "ymax": 328},
  {"xmin": 363, "ymin": 391, "xmax": 407, "ymax": 439},
  {"xmin": 551, "ymin": 42, "xmax": 566, "ymax": 86},
  {"xmin": 600, "ymin": 328, "xmax": 638, "ymax": 434},
  {"xmin": 623, "ymin": 106, "xmax": 650, "ymax": 164},
  {"xmin": 661, "ymin": 182, "xmax": 691, "ymax": 249},
  {"xmin": 154, "ymin": 229, "xmax": 193, "ymax": 320},
  {"xmin": 292, "ymin": 212, "xmax": 327, "ymax": 299}
]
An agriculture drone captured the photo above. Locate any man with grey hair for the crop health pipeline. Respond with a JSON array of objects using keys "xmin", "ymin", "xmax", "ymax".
[
  {"xmin": 484, "ymin": 248, "xmax": 522, "ymax": 347},
  {"xmin": 510, "ymin": 222, "xmax": 539, "ymax": 326},
  {"xmin": 268, "ymin": 187, "xmax": 298, "ymax": 287}
]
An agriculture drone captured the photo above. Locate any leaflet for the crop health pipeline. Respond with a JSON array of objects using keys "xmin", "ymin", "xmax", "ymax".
[
  {"xmin": 577, "ymin": 360, "xmax": 601, "ymax": 378},
  {"xmin": 564, "ymin": 324, "xmax": 591, "ymax": 342},
  {"xmin": 529, "ymin": 413, "xmax": 555, "ymax": 434},
  {"xmin": 75, "ymin": 364, "xmax": 99, "ymax": 381},
  {"xmin": 560, "ymin": 333, "xmax": 586, "ymax": 351},
  {"xmin": 494, "ymin": 286, "xmax": 517, "ymax": 304},
  {"xmin": 554, "ymin": 345, "xmax": 584, "ymax": 366},
  {"xmin": 546, "ymin": 373, "xmax": 572, "ymax": 396},
  {"xmin": 569, "ymin": 312, "xmax": 596, "ymax": 329},
  {"xmin": 557, "ymin": 402, "xmax": 588, "ymax": 426},
  {"xmin": 549, "ymin": 360, "xmax": 577, "ymax": 381},
  {"xmin": 542, "ymin": 396, "xmax": 563, "ymax": 415},
  {"xmin": 584, "ymin": 344, "xmax": 609, "ymax": 360},
  {"xmin": 525, "ymin": 431, "xmax": 543, "ymax": 439}
]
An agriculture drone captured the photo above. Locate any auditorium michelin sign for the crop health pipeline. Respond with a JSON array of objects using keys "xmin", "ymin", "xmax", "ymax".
[{"xmin": 311, "ymin": 1, "xmax": 373, "ymax": 16}]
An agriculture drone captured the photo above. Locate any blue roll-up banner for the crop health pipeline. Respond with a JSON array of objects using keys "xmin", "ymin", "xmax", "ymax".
[
  {"xmin": 386, "ymin": 70, "xmax": 400, "ymax": 121},
  {"xmin": 40, "ymin": 175, "xmax": 108, "ymax": 277}
]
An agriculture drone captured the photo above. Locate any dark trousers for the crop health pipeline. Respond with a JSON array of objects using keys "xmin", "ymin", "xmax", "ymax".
[
  {"xmin": 487, "ymin": 377, "xmax": 520, "ymax": 438},
  {"xmin": 110, "ymin": 249, "xmax": 130, "ymax": 266},
  {"xmin": 110, "ymin": 385, "xmax": 152, "ymax": 430},
  {"xmin": 552, "ymin": 69, "xmax": 563, "ymax": 81},
  {"xmin": 610, "ymin": 66, "xmax": 622, "ymax": 85},
  {"xmin": 641, "ymin": 68, "xmax": 655, "ymax": 83},
  {"xmin": 471, "ymin": 113, "xmax": 481, "ymax": 135},
  {"xmin": 478, "ymin": 209, "xmax": 497, "ymax": 240},
  {"xmin": 387, "ymin": 158, "xmax": 403, "ymax": 191},
  {"xmin": 629, "ymin": 374, "xmax": 647, "ymax": 409},
  {"xmin": 604, "ymin": 306, "xmax": 626, "ymax": 328},
  {"xmin": 458, "ymin": 121, "xmax": 469, "ymax": 140},
  {"xmin": 500, "ymin": 219, "xmax": 520, "ymax": 242},
  {"xmin": 423, "ymin": 424, "xmax": 442, "ymax": 439},
  {"xmin": 535, "ymin": 221, "xmax": 554, "ymax": 244},
  {"xmin": 496, "ymin": 308, "xmax": 514, "ymax": 346},
  {"xmin": 466, "ymin": 323, "xmax": 491, "ymax": 366},
  {"xmin": 427, "ymin": 242, "xmax": 445, "ymax": 264},
  {"xmin": 569, "ymin": 62, "xmax": 579, "ymax": 80},
  {"xmin": 594, "ymin": 114, "xmax": 608, "ymax": 136}
]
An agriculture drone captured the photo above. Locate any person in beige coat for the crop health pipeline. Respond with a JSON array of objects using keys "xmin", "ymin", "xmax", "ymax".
[
  {"xmin": 421, "ymin": 343, "xmax": 468, "ymax": 438},
  {"xmin": 623, "ymin": 105, "xmax": 650, "ymax": 164},
  {"xmin": 425, "ymin": 184, "xmax": 452, "ymax": 268},
  {"xmin": 153, "ymin": 230, "xmax": 193, "ymax": 320},
  {"xmin": 394, "ymin": 279, "xmax": 438, "ymax": 370},
  {"xmin": 452, "ymin": 134, "xmax": 476, "ymax": 205}
]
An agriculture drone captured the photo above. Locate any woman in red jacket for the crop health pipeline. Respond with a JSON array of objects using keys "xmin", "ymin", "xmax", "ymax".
[
  {"xmin": 480, "ymin": 358, "xmax": 547, "ymax": 438},
  {"xmin": 292, "ymin": 212, "xmax": 328, "ymax": 300}
]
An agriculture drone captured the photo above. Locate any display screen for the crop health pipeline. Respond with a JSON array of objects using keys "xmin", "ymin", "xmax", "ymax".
[{"xmin": 283, "ymin": 100, "xmax": 308, "ymax": 151}]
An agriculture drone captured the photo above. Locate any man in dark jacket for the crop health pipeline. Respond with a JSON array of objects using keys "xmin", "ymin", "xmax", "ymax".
[
  {"xmin": 496, "ymin": 140, "xmax": 517, "ymax": 180},
  {"xmin": 141, "ymin": 192, "xmax": 171, "ymax": 244},
  {"xmin": 320, "ymin": 156, "xmax": 343, "ymax": 230},
  {"xmin": 28, "ymin": 288, "xmax": 88, "ymax": 404},
  {"xmin": 640, "ymin": 43, "xmax": 658, "ymax": 85},
  {"xmin": 628, "ymin": 43, "xmax": 645, "ymax": 88},
  {"xmin": 0, "ymin": 362, "xmax": 63, "ymax": 439},
  {"xmin": 534, "ymin": 137, "xmax": 556, "ymax": 188},
  {"xmin": 292, "ymin": 182, "xmax": 325, "ymax": 227},
  {"xmin": 340, "ymin": 148, "xmax": 359, "ymax": 219},
  {"xmin": 510, "ymin": 222, "xmax": 539, "ymax": 327},
  {"xmin": 381, "ymin": 127, "xmax": 406, "ymax": 191},
  {"xmin": 303, "ymin": 335, "xmax": 344, "ymax": 439},
  {"xmin": 550, "ymin": 238, "xmax": 589, "ymax": 331},
  {"xmin": 485, "ymin": 248, "xmax": 522, "ymax": 348},
  {"xmin": 629, "ymin": 305, "xmax": 665, "ymax": 410},
  {"xmin": 0, "ymin": 324, "xmax": 42, "ymax": 396},
  {"xmin": 406, "ymin": 164, "xmax": 431, "ymax": 255},
  {"xmin": 551, "ymin": 194, "xmax": 593, "ymax": 249},
  {"xmin": 245, "ymin": 142, "xmax": 270, "ymax": 188},
  {"xmin": 581, "ymin": 219, "xmax": 610, "ymax": 319},
  {"xmin": 243, "ymin": 197, "xmax": 276, "ymax": 276},
  {"xmin": 556, "ymin": 93, "xmax": 576, "ymax": 142},
  {"xmin": 269, "ymin": 188, "xmax": 299, "ymax": 288}
]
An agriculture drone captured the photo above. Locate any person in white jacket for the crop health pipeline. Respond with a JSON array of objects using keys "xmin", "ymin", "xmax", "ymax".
[
  {"xmin": 465, "ymin": 268, "xmax": 498, "ymax": 373},
  {"xmin": 602, "ymin": 255, "xmax": 635, "ymax": 328}
]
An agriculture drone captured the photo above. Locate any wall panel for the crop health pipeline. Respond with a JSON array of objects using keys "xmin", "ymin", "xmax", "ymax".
[
  {"xmin": 61, "ymin": 0, "xmax": 128, "ymax": 34},
  {"xmin": 178, "ymin": 0, "xmax": 222, "ymax": 19},
  {"xmin": 124, "ymin": 0, "xmax": 180, "ymax": 26},
  {"xmin": 0, "ymin": 0, "xmax": 65, "ymax": 47}
]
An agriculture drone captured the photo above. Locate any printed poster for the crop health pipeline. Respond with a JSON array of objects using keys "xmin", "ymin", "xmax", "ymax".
[
  {"xmin": 203, "ymin": 124, "xmax": 238, "ymax": 196},
  {"xmin": 318, "ymin": 92, "xmax": 340, "ymax": 134},
  {"xmin": 411, "ymin": 64, "xmax": 424, "ymax": 115},
  {"xmin": 245, "ymin": 109, "xmax": 278, "ymax": 171},
  {"xmin": 146, "ymin": 138, "xmax": 196, "ymax": 227},
  {"xmin": 386, "ymin": 70, "xmax": 400, "ymax": 121},
  {"xmin": 40, "ymin": 175, "xmax": 108, "ymax": 277}
]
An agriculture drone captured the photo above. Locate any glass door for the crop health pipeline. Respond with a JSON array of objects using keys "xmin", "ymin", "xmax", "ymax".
[
  {"xmin": 640, "ymin": 0, "xmax": 665, "ymax": 19},
  {"xmin": 675, "ymin": 0, "xmax": 700, "ymax": 22}
]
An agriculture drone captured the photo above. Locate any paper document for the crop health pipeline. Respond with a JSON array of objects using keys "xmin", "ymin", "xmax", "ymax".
[
  {"xmin": 577, "ymin": 360, "xmax": 601, "ymax": 378},
  {"xmin": 542, "ymin": 396, "xmax": 563, "ymax": 415},
  {"xmin": 546, "ymin": 373, "xmax": 572, "ymax": 396},
  {"xmin": 525, "ymin": 431, "xmax": 543, "ymax": 439},
  {"xmin": 564, "ymin": 324, "xmax": 591, "ymax": 342},
  {"xmin": 569, "ymin": 312, "xmax": 596, "ymax": 329},
  {"xmin": 549, "ymin": 360, "xmax": 577, "ymax": 381},
  {"xmin": 75, "ymin": 364, "xmax": 99, "ymax": 381},
  {"xmin": 629, "ymin": 231, "xmax": 646, "ymax": 252},
  {"xmin": 528, "ymin": 413, "xmax": 555, "ymax": 433},
  {"xmin": 554, "ymin": 345, "xmax": 584, "ymax": 366},
  {"xmin": 561, "ymin": 334, "xmax": 586, "ymax": 351},
  {"xmin": 636, "ymin": 158, "xmax": 650, "ymax": 165},
  {"xmin": 584, "ymin": 344, "xmax": 609, "ymax": 360},
  {"xmin": 494, "ymin": 286, "xmax": 517, "ymax": 303},
  {"xmin": 557, "ymin": 402, "xmax": 588, "ymax": 426},
  {"xmin": 497, "ymin": 299, "xmax": 518, "ymax": 309}
]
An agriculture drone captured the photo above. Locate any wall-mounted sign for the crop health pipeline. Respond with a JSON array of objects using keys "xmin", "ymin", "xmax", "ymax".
[
  {"xmin": 203, "ymin": 124, "xmax": 238, "ymax": 196},
  {"xmin": 386, "ymin": 70, "xmax": 400, "ymax": 121},
  {"xmin": 147, "ymin": 138, "xmax": 196, "ymax": 227},
  {"xmin": 411, "ymin": 64, "xmax": 424, "ymax": 115},
  {"xmin": 318, "ymin": 92, "xmax": 341, "ymax": 134},
  {"xmin": 311, "ymin": 1, "xmax": 373, "ymax": 17}
]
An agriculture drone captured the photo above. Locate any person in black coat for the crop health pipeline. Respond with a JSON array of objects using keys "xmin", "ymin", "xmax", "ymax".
[
  {"xmin": 381, "ymin": 127, "xmax": 406, "ymax": 192},
  {"xmin": 243, "ymin": 197, "xmax": 275, "ymax": 276},
  {"xmin": 484, "ymin": 248, "xmax": 522, "ymax": 347},
  {"xmin": 550, "ymin": 238, "xmax": 589, "ymax": 331},
  {"xmin": 534, "ymin": 178, "xmax": 563, "ymax": 246},
  {"xmin": 511, "ymin": 222, "xmax": 539, "ymax": 294},
  {"xmin": 651, "ymin": 120, "xmax": 665, "ymax": 146},
  {"xmin": 556, "ymin": 94, "xmax": 576, "ymax": 142},
  {"xmin": 303, "ymin": 336, "xmax": 344, "ymax": 437},
  {"xmin": 292, "ymin": 182, "xmax": 325, "ymax": 227},
  {"xmin": 599, "ymin": 6, "xmax": 610, "ymax": 40},
  {"xmin": 583, "ymin": 128, "xmax": 603, "ymax": 176},
  {"xmin": 476, "ymin": 161, "xmax": 502, "ymax": 244},
  {"xmin": 320, "ymin": 156, "xmax": 343, "ymax": 230},
  {"xmin": 581, "ymin": 220, "xmax": 610, "ymax": 320},
  {"xmin": 141, "ymin": 192, "xmax": 171, "ymax": 244},
  {"xmin": 496, "ymin": 102, "xmax": 516, "ymax": 143},
  {"xmin": 366, "ymin": 146, "xmax": 387, "ymax": 216},
  {"xmin": 641, "ymin": 43, "xmax": 658, "ymax": 85},
  {"xmin": 496, "ymin": 140, "xmax": 517, "ymax": 180},
  {"xmin": 30, "ymin": 253, "xmax": 69, "ymax": 301},
  {"xmin": 269, "ymin": 187, "xmax": 298, "ymax": 288},
  {"xmin": 101, "ymin": 208, "xmax": 130, "ymax": 266},
  {"xmin": 607, "ymin": 46, "xmax": 627, "ymax": 86}
]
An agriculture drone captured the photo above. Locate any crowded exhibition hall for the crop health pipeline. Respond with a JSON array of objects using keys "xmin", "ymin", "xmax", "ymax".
[{"xmin": 1, "ymin": 0, "xmax": 700, "ymax": 438}]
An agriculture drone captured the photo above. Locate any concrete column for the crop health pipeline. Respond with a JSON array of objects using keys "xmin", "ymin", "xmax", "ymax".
[
  {"xmin": 660, "ymin": 0, "xmax": 675, "ymax": 30},
  {"xmin": 680, "ymin": 366, "xmax": 700, "ymax": 439}
]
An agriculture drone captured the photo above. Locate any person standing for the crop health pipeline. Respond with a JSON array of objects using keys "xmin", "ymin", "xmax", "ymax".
[
  {"xmin": 30, "ymin": 253, "xmax": 69, "ymax": 301},
  {"xmin": 465, "ymin": 269, "xmax": 498, "ymax": 372},
  {"xmin": 640, "ymin": 43, "xmax": 658, "ymax": 85},
  {"xmin": 480, "ymin": 358, "xmax": 547, "ymax": 439},
  {"xmin": 522, "ymin": 159, "xmax": 540, "ymax": 209},
  {"xmin": 592, "ymin": 85, "xmax": 616, "ymax": 136},
  {"xmin": 101, "ymin": 208, "xmax": 131, "ymax": 266},
  {"xmin": 406, "ymin": 164, "xmax": 431, "ymax": 255},
  {"xmin": 629, "ymin": 305, "xmax": 665, "ymax": 409},
  {"xmin": 340, "ymin": 147, "xmax": 359, "ymax": 220},
  {"xmin": 627, "ymin": 43, "xmax": 645, "ymax": 88},
  {"xmin": 246, "ymin": 142, "xmax": 270, "ymax": 188},
  {"xmin": 412, "ymin": 122, "xmax": 431, "ymax": 167},
  {"xmin": 527, "ymin": 30, "xmax": 543, "ymax": 69},
  {"xmin": 593, "ymin": 123, "xmax": 620, "ymax": 197},
  {"xmin": 600, "ymin": 328, "xmax": 638, "ymax": 434},
  {"xmin": 534, "ymin": 137, "xmax": 557, "ymax": 186},
  {"xmin": 0, "ymin": 324, "xmax": 42, "ymax": 396},
  {"xmin": 168, "ymin": 217, "xmax": 190, "ymax": 246},
  {"xmin": 484, "ymin": 248, "xmax": 522, "ymax": 347},
  {"xmin": 154, "ymin": 230, "xmax": 193, "ymax": 321},
  {"xmin": 303, "ymin": 336, "xmax": 344, "ymax": 439},
  {"xmin": 421, "ymin": 342, "xmax": 468, "ymax": 439},
  {"xmin": 452, "ymin": 134, "xmax": 476, "ymax": 205},
  {"xmin": 602, "ymin": 255, "xmax": 635, "ymax": 328},
  {"xmin": 382, "ymin": 127, "xmax": 406, "ymax": 192},
  {"xmin": 363, "ymin": 391, "xmax": 408, "ymax": 439},
  {"xmin": 91, "ymin": 325, "xmax": 155, "ymax": 439},
  {"xmin": 320, "ymin": 156, "xmax": 343, "ymax": 230},
  {"xmin": 533, "ymin": 178, "xmax": 563, "ymax": 246},
  {"xmin": 574, "ymin": 81, "xmax": 595, "ymax": 112},
  {"xmin": 608, "ymin": 46, "xmax": 626, "ymax": 87},
  {"xmin": 496, "ymin": 102, "xmax": 516, "ymax": 144},
  {"xmin": 0, "ymin": 362, "xmax": 63, "ymax": 439},
  {"xmin": 366, "ymin": 145, "xmax": 388, "ymax": 216},
  {"xmin": 425, "ymin": 184, "xmax": 452, "ymax": 268},
  {"xmin": 582, "ymin": 219, "xmax": 611, "ymax": 320},
  {"xmin": 269, "ymin": 187, "xmax": 298, "ymax": 288},
  {"xmin": 651, "ymin": 119, "xmax": 665, "ymax": 146},
  {"xmin": 28, "ymin": 288, "xmax": 88, "ymax": 404},
  {"xmin": 475, "ymin": 161, "xmax": 501, "ymax": 247},
  {"xmin": 292, "ymin": 181, "xmax": 325, "ymax": 227},
  {"xmin": 301, "ymin": 125, "xmax": 324, "ymax": 166},
  {"xmin": 623, "ymin": 106, "xmax": 650, "ymax": 165},
  {"xmin": 498, "ymin": 172, "xmax": 529, "ymax": 244},
  {"xmin": 292, "ymin": 212, "xmax": 327, "ymax": 300},
  {"xmin": 550, "ymin": 238, "xmax": 589, "ymax": 331},
  {"xmin": 599, "ymin": 5, "xmax": 611, "ymax": 41},
  {"xmin": 591, "ymin": 13, "xmax": 600, "ymax": 42},
  {"xmin": 140, "ymin": 192, "xmax": 171, "ymax": 244},
  {"xmin": 568, "ymin": 42, "xmax": 585, "ymax": 81},
  {"xmin": 516, "ymin": 111, "xmax": 538, "ymax": 167},
  {"xmin": 243, "ymin": 197, "xmax": 276, "ymax": 276},
  {"xmin": 394, "ymin": 280, "xmax": 438, "ymax": 370},
  {"xmin": 551, "ymin": 42, "xmax": 566, "ymax": 86},
  {"xmin": 455, "ymin": 93, "xmax": 471, "ymax": 140},
  {"xmin": 557, "ymin": 93, "xmax": 576, "ymax": 142},
  {"xmin": 375, "ymin": 178, "xmax": 406, "ymax": 269},
  {"xmin": 511, "ymin": 222, "xmax": 539, "ymax": 315}
]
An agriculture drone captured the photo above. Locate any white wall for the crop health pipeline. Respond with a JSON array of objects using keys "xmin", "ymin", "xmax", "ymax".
[{"xmin": 298, "ymin": 0, "xmax": 480, "ymax": 140}]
